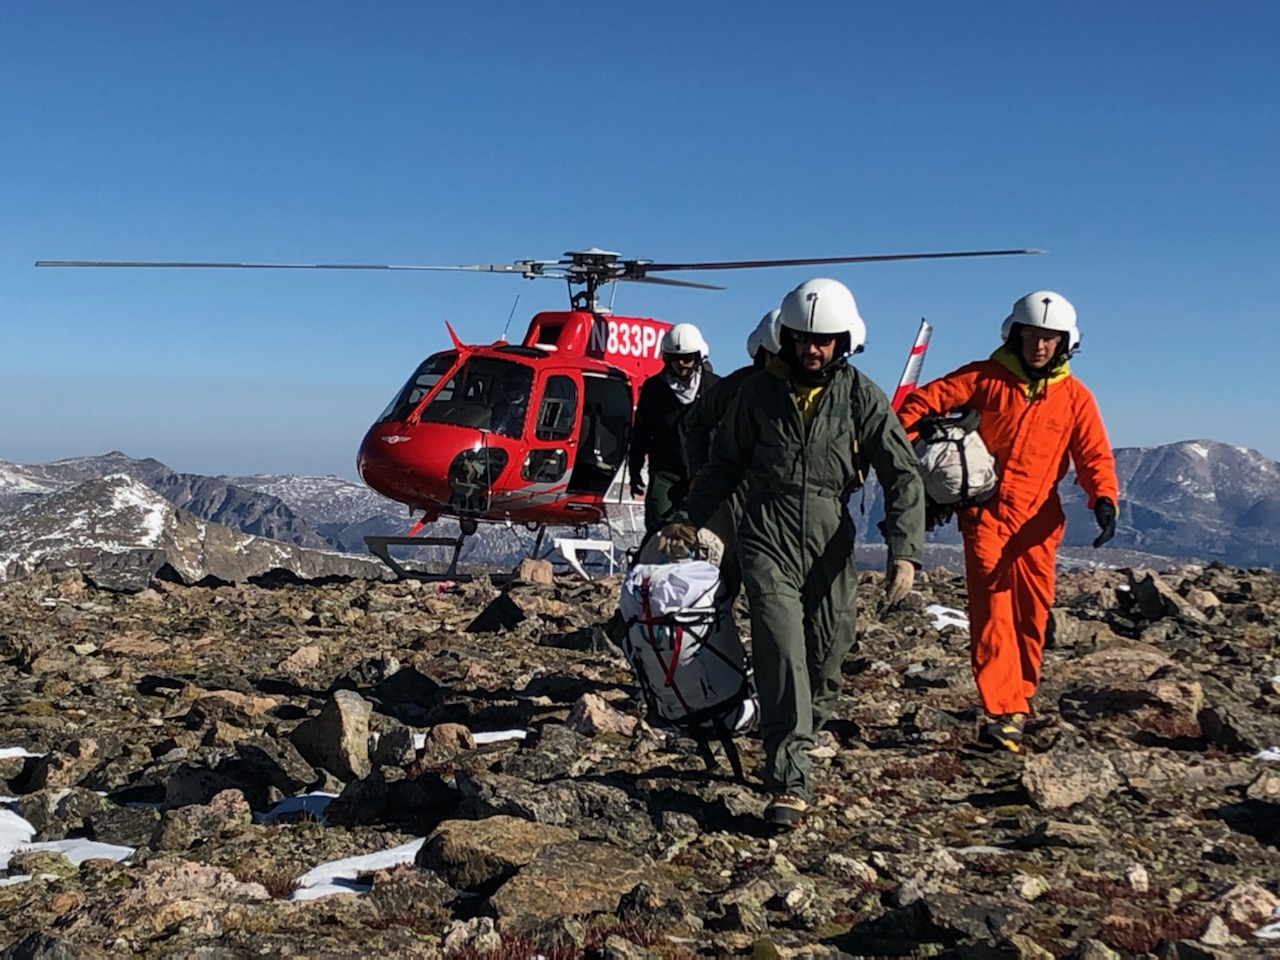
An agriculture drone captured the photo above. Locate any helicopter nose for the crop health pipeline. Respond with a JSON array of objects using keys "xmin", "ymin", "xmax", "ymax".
[
  {"xmin": 357, "ymin": 425, "xmax": 457, "ymax": 507},
  {"xmin": 357, "ymin": 423, "xmax": 512, "ymax": 513}
]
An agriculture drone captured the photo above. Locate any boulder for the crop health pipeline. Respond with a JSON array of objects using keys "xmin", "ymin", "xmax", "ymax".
[
  {"xmin": 417, "ymin": 815, "xmax": 578, "ymax": 889},
  {"xmin": 1022, "ymin": 737, "xmax": 1120, "ymax": 810},
  {"xmin": 289, "ymin": 689, "xmax": 373, "ymax": 781},
  {"xmin": 489, "ymin": 840, "xmax": 666, "ymax": 934}
]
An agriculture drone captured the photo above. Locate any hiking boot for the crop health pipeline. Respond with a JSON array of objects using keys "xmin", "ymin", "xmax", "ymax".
[
  {"xmin": 764, "ymin": 792, "xmax": 809, "ymax": 826},
  {"xmin": 980, "ymin": 713, "xmax": 1026, "ymax": 753}
]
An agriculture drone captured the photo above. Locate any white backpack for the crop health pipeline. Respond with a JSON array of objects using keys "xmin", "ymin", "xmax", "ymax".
[
  {"xmin": 619, "ymin": 559, "xmax": 758, "ymax": 778},
  {"xmin": 913, "ymin": 409, "xmax": 999, "ymax": 507}
]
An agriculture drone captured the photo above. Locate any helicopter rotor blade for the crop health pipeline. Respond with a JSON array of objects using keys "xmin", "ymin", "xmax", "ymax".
[
  {"xmin": 34, "ymin": 259, "xmax": 544, "ymax": 275},
  {"xmin": 621, "ymin": 275, "xmax": 725, "ymax": 291},
  {"xmin": 632, "ymin": 248, "xmax": 1043, "ymax": 274}
]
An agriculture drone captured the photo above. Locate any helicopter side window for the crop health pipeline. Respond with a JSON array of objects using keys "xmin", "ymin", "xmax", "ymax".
[
  {"xmin": 535, "ymin": 375, "xmax": 578, "ymax": 442},
  {"xmin": 379, "ymin": 353, "xmax": 457, "ymax": 422}
]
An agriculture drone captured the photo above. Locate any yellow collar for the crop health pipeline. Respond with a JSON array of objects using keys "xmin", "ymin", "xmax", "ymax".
[{"xmin": 992, "ymin": 345, "xmax": 1070, "ymax": 397}]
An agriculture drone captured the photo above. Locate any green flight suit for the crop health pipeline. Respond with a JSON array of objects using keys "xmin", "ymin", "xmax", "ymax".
[{"xmin": 681, "ymin": 362, "xmax": 924, "ymax": 801}]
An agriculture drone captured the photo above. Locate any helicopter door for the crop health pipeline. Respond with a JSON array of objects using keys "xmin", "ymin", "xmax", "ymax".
[
  {"xmin": 568, "ymin": 373, "xmax": 632, "ymax": 495},
  {"xmin": 521, "ymin": 373, "xmax": 579, "ymax": 486}
]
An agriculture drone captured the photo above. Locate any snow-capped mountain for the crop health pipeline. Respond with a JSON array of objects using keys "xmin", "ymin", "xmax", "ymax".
[
  {"xmin": 0, "ymin": 453, "xmax": 328, "ymax": 549},
  {"xmin": 0, "ymin": 473, "xmax": 169, "ymax": 569},
  {"xmin": 0, "ymin": 453, "xmax": 643, "ymax": 576},
  {"xmin": 227, "ymin": 473, "xmax": 408, "ymax": 553},
  {"xmin": 0, "ymin": 474, "xmax": 387, "ymax": 586},
  {"xmin": 856, "ymin": 438, "xmax": 1280, "ymax": 568},
  {"xmin": 228, "ymin": 474, "xmax": 405, "ymax": 528},
  {"xmin": 1059, "ymin": 439, "xmax": 1280, "ymax": 567}
]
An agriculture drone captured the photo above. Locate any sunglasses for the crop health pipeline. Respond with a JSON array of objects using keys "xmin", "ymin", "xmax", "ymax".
[{"xmin": 792, "ymin": 332, "xmax": 838, "ymax": 347}]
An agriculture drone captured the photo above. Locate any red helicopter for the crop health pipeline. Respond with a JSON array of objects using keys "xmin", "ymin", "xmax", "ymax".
[{"xmin": 37, "ymin": 246, "xmax": 1035, "ymax": 577}]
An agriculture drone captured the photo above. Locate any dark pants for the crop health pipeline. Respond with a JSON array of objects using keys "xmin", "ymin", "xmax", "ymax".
[{"xmin": 644, "ymin": 470, "xmax": 689, "ymax": 536}]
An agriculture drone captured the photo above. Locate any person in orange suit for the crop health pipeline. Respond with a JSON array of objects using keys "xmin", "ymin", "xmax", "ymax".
[{"xmin": 897, "ymin": 291, "xmax": 1119, "ymax": 751}]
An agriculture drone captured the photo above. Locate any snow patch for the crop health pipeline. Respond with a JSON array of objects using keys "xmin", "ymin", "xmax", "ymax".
[
  {"xmin": 258, "ymin": 792, "xmax": 337, "ymax": 825},
  {"xmin": 1252, "ymin": 747, "xmax": 1280, "ymax": 762},
  {"xmin": 1187, "ymin": 442, "xmax": 1210, "ymax": 459},
  {"xmin": 0, "ymin": 747, "xmax": 44, "ymax": 760},
  {"xmin": 290, "ymin": 838, "xmax": 424, "ymax": 901},
  {"xmin": 1, "ymin": 800, "xmax": 134, "ymax": 885},
  {"xmin": 926, "ymin": 604, "xmax": 969, "ymax": 631},
  {"xmin": 0, "ymin": 466, "xmax": 56, "ymax": 495},
  {"xmin": 0, "ymin": 806, "xmax": 36, "ymax": 862},
  {"xmin": 1257, "ymin": 913, "xmax": 1280, "ymax": 939},
  {"xmin": 104, "ymin": 475, "xmax": 167, "ymax": 545}
]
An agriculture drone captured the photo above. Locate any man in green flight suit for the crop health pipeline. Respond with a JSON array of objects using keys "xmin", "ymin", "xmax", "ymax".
[{"xmin": 662, "ymin": 278, "xmax": 925, "ymax": 826}]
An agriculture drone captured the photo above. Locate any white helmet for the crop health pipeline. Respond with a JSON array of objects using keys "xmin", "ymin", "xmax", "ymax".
[
  {"xmin": 1001, "ymin": 290, "xmax": 1080, "ymax": 353},
  {"xmin": 745, "ymin": 308, "xmax": 782, "ymax": 359},
  {"xmin": 779, "ymin": 278, "xmax": 866, "ymax": 354},
  {"xmin": 661, "ymin": 322, "xmax": 709, "ymax": 359}
]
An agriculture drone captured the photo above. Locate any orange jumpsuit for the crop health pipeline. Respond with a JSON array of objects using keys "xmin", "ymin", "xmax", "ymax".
[{"xmin": 898, "ymin": 346, "xmax": 1118, "ymax": 716}]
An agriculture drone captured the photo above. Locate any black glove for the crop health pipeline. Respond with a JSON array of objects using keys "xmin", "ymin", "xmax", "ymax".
[{"xmin": 1092, "ymin": 497, "xmax": 1117, "ymax": 548}]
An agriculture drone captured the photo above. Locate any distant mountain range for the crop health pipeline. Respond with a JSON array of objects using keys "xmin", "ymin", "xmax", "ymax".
[
  {"xmin": 0, "ymin": 473, "xmax": 386, "ymax": 587},
  {"xmin": 0, "ymin": 452, "xmax": 635, "ymax": 581},
  {"xmin": 859, "ymin": 438, "xmax": 1280, "ymax": 568},
  {"xmin": 0, "ymin": 437, "xmax": 1277, "ymax": 581},
  {"xmin": 1076, "ymin": 441, "xmax": 1280, "ymax": 566},
  {"xmin": 0, "ymin": 453, "xmax": 330, "ymax": 549}
]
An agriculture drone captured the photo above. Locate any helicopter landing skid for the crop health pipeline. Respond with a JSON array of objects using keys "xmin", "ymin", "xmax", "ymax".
[
  {"xmin": 551, "ymin": 537, "xmax": 618, "ymax": 580},
  {"xmin": 364, "ymin": 535, "xmax": 473, "ymax": 583}
]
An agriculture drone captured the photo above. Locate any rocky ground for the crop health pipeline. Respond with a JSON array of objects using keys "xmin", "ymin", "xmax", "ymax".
[{"xmin": 2, "ymin": 559, "xmax": 1280, "ymax": 958}]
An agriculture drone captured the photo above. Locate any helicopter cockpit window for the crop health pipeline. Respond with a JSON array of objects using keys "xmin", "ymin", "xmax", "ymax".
[
  {"xmin": 535, "ymin": 375, "xmax": 578, "ymax": 442},
  {"xmin": 419, "ymin": 358, "xmax": 534, "ymax": 439},
  {"xmin": 379, "ymin": 353, "xmax": 457, "ymax": 422}
]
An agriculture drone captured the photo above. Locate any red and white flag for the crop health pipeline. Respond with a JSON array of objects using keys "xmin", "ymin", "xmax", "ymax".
[{"xmin": 890, "ymin": 319, "xmax": 933, "ymax": 411}]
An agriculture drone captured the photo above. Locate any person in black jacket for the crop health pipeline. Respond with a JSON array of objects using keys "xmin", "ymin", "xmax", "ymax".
[
  {"xmin": 629, "ymin": 322, "xmax": 719, "ymax": 535},
  {"xmin": 680, "ymin": 308, "xmax": 781, "ymax": 598}
]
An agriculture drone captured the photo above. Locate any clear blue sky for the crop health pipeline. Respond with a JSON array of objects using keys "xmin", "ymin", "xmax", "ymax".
[{"xmin": 2, "ymin": 2, "xmax": 1277, "ymax": 478}]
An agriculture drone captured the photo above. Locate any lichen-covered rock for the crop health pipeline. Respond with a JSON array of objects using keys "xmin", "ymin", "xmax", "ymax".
[
  {"xmin": 16, "ymin": 787, "xmax": 108, "ymax": 840},
  {"xmin": 289, "ymin": 689, "xmax": 373, "ymax": 781},
  {"xmin": 6, "ymin": 849, "xmax": 77, "ymax": 879},
  {"xmin": 488, "ymin": 840, "xmax": 666, "ymax": 934},
  {"xmin": 417, "ymin": 815, "xmax": 577, "ymax": 889},
  {"xmin": 566, "ymin": 692, "xmax": 640, "ymax": 738},
  {"xmin": 457, "ymin": 770, "xmax": 656, "ymax": 844},
  {"xmin": 1021, "ymin": 730, "xmax": 1121, "ymax": 810},
  {"xmin": 152, "ymin": 788, "xmax": 253, "ymax": 851}
]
